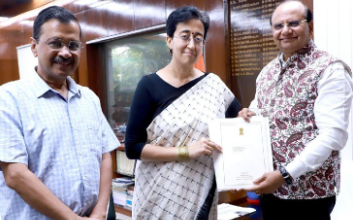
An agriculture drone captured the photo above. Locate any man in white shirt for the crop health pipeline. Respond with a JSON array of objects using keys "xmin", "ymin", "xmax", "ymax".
[
  {"xmin": 239, "ymin": 1, "xmax": 353, "ymax": 220},
  {"xmin": 0, "ymin": 6, "xmax": 119, "ymax": 220}
]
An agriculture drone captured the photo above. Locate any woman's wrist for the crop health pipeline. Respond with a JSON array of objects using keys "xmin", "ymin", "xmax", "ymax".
[{"xmin": 177, "ymin": 146, "xmax": 190, "ymax": 161}]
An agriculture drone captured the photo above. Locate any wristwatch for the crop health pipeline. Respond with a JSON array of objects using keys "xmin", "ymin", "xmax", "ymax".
[{"xmin": 279, "ymin": 166, "xmax": 293, "ymax": 185}]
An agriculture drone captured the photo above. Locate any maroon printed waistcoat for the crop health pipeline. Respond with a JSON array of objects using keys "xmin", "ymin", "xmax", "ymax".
[{"xmin": 256, "ymin": 39, "xmax": 348, "ymax": 199}]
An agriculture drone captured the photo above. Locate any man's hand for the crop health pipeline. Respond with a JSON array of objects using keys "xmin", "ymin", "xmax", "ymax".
[
  {"xmin": 244, "ymin": 170, "xmax": 285, "ymax": 194},
  {"xmin": 86, "ymin": 153, "xmax": 111, "ymax": 220},
  {"xmin": 0, "ymin": 162, "xmax": 83, "ymax": 220},
  {"xmin": 238, "ymin": 108, "xmax": 256, "ymax": 122},
  {"xmin": 87, "ymin": 211, "xmax": 106, "ymax": 220}
]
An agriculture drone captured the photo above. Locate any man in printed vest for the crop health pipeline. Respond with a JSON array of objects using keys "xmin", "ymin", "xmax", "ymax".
[{"xmin": 239, "ymin": 1, "xmax": 353, "ymax": 220}]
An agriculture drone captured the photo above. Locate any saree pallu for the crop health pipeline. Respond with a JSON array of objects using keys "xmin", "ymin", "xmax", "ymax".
[{"xmin": 132, "ymin": 73, "xmax": 235, "ymax": 220}]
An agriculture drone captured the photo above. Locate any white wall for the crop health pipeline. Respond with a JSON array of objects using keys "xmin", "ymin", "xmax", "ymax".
[
  {"xmin": 314, "ymin": 0, "xmax": 353, "ymax": 160},
  {"xmin": 314, "ymin": 2, "xmax": 353, "ymax": 220},
  {"xmin": 17, "ymin": 44, "xmax": 38, "ymax": 80}
]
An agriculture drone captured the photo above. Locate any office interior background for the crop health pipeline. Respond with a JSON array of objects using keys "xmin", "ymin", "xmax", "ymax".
[{"xmin": 0, "ymin": 0, "xmax": 352, "ymax": 219}]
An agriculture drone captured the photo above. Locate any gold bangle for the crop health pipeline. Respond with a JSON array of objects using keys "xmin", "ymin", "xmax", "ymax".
[{"xmin": 178, "ymin": 146, "xmax": 190, "ymax": 161}]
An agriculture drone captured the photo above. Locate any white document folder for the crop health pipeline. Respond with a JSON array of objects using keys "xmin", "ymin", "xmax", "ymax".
[
  {"xmin": 217, "ymin": 203, "xmax": 256, "ymax": 220},
  {"xmin": 208, "ymin": 116, "xmax": 273, "ymax": 191}
]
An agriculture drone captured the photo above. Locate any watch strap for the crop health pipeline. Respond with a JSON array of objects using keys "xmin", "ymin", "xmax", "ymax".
[{"xmin": 279, "ymin": 166, "xmax": 293, "ymax": 185}]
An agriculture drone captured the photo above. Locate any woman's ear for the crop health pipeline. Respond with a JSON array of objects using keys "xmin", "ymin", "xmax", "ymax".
[{"xmin": 166, "ymin": 36, "xmax": 173, "ymax": 55}]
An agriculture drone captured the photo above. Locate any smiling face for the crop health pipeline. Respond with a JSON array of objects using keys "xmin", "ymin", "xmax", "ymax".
[
  {"xmin": 271, "ymin": 1, "xmax": 311, "ymax": 60},
  {"xmin": 31, "ymin": 19, "xmax": 81, "ymax": 83},
  {"xmin": 167, "ymin": 19, "xmax": 204, "ymax": 66}
]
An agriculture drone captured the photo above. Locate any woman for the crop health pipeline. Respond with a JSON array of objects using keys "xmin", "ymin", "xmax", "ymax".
[{"xmin": 125, "ymin": 6, "xmax": 241, "ymax": 220}]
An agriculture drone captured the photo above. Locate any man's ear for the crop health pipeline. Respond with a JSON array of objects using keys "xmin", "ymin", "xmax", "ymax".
[
  {"xmin": 308, "ymin": 21, "xmax": 314, "ymax": 39},
  {"xmin": 30, "ymin": 37, "xmax": 38, "ymax": 57}
]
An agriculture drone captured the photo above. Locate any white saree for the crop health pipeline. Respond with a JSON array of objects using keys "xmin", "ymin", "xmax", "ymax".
[{"xmin": 132, "ymin": 73, "xmax": 235, "ymax": 220}]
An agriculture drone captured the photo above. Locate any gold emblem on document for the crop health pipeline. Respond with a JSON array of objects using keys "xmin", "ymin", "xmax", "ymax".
[{"xmin": 239, "ymin": 128, "xmax": 244, "ymax": 136}]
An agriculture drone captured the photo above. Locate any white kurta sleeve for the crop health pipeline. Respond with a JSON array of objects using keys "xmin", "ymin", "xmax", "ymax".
[{"xmin": 286, "ymin": 62, "xmax": 353, "ymax": 179}]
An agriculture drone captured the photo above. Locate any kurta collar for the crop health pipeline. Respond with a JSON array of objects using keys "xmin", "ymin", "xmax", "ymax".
[{"xmin": 277, "ymin": 38, "xmax": 316, "ymax": 69}]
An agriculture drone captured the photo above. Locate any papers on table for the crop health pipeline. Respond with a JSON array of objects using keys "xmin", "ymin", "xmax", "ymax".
[
  {"xmin": 208, "ymin": 116, "xmax": 273, "ymax": 191},
  {"xmin": 218, "ymin": 203, "xmax": 256, "ymax": 220}
]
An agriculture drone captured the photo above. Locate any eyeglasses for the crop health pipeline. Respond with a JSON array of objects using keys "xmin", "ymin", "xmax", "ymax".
[
  {"xmin": 38, "ymin": 38, "xmax": 83, "ymax": 52},
  {"xmin": 273, "ymin": 19, "xmax": 307, "ymax": 30},
  {"xmin": 173, "ymin": 35, "xmax": 205, "ymax": 47}
]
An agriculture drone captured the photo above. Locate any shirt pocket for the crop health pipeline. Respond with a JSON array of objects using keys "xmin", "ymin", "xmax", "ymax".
[
  {"xmin": 79, "ymin": 122, "xmax": 99, "ymax": 144},
  {"xmin": 82, "ymin": 122, "xmax": 103, "ymax": 171}
]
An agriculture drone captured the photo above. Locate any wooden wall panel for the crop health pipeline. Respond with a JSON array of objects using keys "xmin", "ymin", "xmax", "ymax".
[
  {"xmin": 0, "ymin": 0, "xmax": 51, "ymax": 18},
  {"xmin": 0, "ymin": 35, "xmax": 20, "ymax": 83},
  {"xmin": 0, "ymin": 22, "xmax": 23, "ymax": 39},
  {"xmin": 0, "ymin": 38, "xmax": 8, "ymax": 85},
  {"xmin": 86, "ymin": 44, "xmax": 107, "ymax": 113},
  {"xmin": 22, "ymin": 27, "xmax": 33, "ymax": 44},
  {"xmin": 101, "ymin": 0, "xmax": 134, "ymax": 36},
  {"xmin": 82, "ymin": 7, "xmax": 107, "ymax": 41},
  {"xmin": 63, "ymin": 0, "xmax": 92, "ymax": 15},
  {"xmin": 166, "ymin": 0, "xmax": 205, "ymax": 16},
  {"xmin": 302, "ymin": 0, "xmax": 313, "ymax": 11},
  {"xmin": 134, "ymin": 0, "xmax": 166, "ymax": 29},
  {"xmin": 205, "ymin": 1, "xmax": 228, "ymax": 84},
  {"xmin": 74, "ymin": 11, "xmax": 87, "ymax": 86}
]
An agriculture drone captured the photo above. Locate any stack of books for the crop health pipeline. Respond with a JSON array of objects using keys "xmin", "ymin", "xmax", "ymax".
[
  {"xmin": 112, "ymin": 177, "xmax": 135, "ymax": 209},
  {"xmin": 116, "ymin": 150, "xmax": 136, "ymax": 176}
]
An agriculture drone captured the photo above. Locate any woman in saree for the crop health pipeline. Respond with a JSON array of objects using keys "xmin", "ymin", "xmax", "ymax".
[{"xmin": 125, "ymin": 6, "xmax": 241, "ymax": 220}]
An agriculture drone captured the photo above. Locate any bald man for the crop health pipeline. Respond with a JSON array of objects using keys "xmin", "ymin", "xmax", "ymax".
[{"xmin": 239, "ymin": 1, "xmax": 353, "ymax": 219}]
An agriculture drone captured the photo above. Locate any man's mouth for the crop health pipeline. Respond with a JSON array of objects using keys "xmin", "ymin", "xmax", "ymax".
[
  {"xmin": 279, "ymin": 37, "xmax": 298, "ymax": 41},
  {"xmin": 53, "ymin": 57, "xmax": 73, "ymax": 66}
]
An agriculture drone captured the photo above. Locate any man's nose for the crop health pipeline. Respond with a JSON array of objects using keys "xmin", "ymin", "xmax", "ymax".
[
  {"xmin": 281, "ymin": 24, "xmax": 292, "ymax": 34},
  {"xmin": 58, "ymin": 45, "xmax": 72, "ymax": 57}
]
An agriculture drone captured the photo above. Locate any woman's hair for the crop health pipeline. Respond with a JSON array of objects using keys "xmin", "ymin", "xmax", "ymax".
[{"xmin": 166, "ymin": 6, "xmax": 210, "ymax": 40}]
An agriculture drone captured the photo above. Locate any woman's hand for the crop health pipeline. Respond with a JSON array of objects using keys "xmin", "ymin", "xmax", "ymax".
[
  {"xmin": 188, "ymin": 137, "xmax": 222, "ymax": 159},
  {"xmin": 238, "ymin": 108, "xmax": 256, "ymax": 122}
]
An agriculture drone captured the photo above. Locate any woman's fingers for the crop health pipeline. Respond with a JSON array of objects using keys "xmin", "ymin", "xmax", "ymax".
[
  {"xmin": 206, "ymin": 140, "xmax": 222, "ymax": 153},
  {"xmin": 204, "ymin": 147, "xmax": 213, "ymax": 156},
  {"xmin": 202, "ymin": 140, "xmax": 222, "ymax": 156},
  {"xmin": 189, "ymin": 138, "xmax": 222, "ymax": 158}
]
